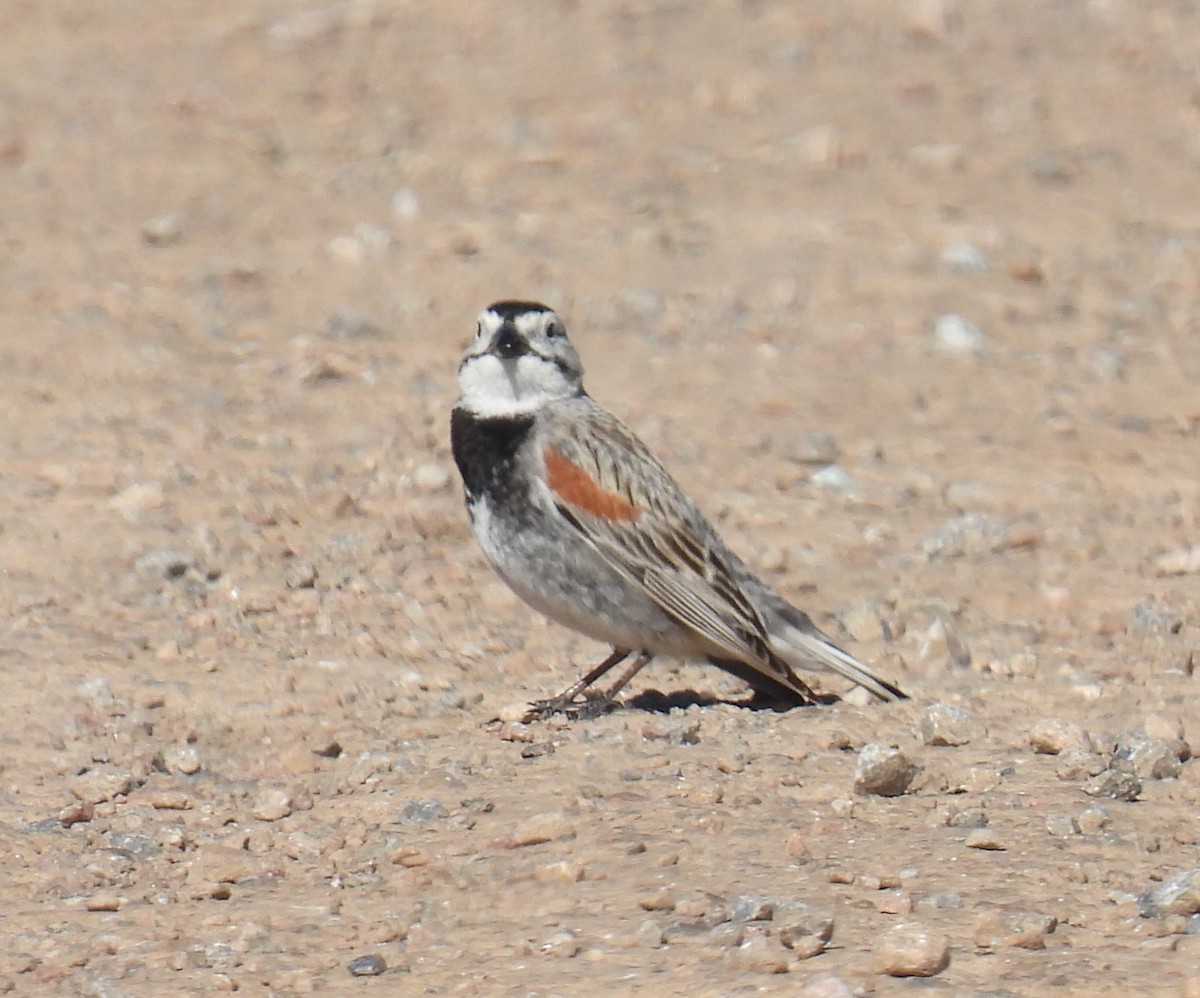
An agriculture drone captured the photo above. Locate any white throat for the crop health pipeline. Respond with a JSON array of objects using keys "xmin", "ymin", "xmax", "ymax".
[{"xmin": 458, "ymin": 353, "xmax": 578, "ymax": 417}]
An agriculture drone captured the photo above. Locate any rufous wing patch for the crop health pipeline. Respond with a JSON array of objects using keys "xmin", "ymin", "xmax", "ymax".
[{"xmin": 544, "ymin": 447, "xmax": 639, "ymax": 521}]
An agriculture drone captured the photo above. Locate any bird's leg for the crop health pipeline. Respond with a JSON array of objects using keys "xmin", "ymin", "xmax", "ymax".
[
  {"xmin": 572, "ymin": 651, "xmax": 655, "ymax": 719},
  {"xmin": 526, "ymin": 648, "xmax": 631, "ymax": 719}
]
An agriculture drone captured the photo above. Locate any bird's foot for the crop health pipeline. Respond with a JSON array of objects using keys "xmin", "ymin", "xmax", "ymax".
[{"xmin": 524, "ymin": 691, "xmax": 619, "ymax": 722}]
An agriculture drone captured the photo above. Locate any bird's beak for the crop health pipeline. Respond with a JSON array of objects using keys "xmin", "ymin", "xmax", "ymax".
[{"xmin": 490, "ymin": 324, "xmax": 528, "ymax": 360}]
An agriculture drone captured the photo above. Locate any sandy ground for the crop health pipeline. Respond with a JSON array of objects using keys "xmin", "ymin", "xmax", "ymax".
[{"xmin": 2, "ymin": 1, "xmax": 1200, "ymax": 994}]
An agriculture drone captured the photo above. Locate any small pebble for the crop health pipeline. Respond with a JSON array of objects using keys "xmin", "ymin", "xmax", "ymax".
[
  {"xmin": 1111, "ymin": 732, "xmax": 1182, "ymax": 780},
  {"xmin": 946, "ymin": 807, "xmax": 987, "ymax": 829},
  {"xmin": 810, "ymin": 465, "xmax": 859, "ymax": 496},
  {"xmin": 1084, "ymin": 769, "xmax": 1142, "ymax": 801},
  {"xmin": 920, "ymin": 703, "xmax": 983, "ymax": 746},
  {"xmin": 775, "ymin": 902, "xmax": 834, "ymax": 956},
  {"xmin": 413, "ymin": 463, "xmax": 451, "ymax": 493},
  {"xmin": 506, "ymin": 812, "xmax": 577, "ymax": 847},
  {"xmin": 1028, "ymin": 718, "xmax": 1093, "ymax": 755},
  {"xmin": 163, "ymin": 744, "xmax": 203, "ymax": 776},
  {"xmin": 250, "ymin": 786, "xmax": 293, "ymax": 822},
  {"xmin": 872, "ymin": 922, "xmax": 950, "ymax": 977},
  {"xmin": 933, "ymin": 313, "xmax": 986, "ymax": 356},
  {"xmin": 402, "ymin": 799, "xmax": 449, "ymax": 824},
  {"xmin": 1139, "ymin": 869, "xmax": 1200, "ymax": 917},
  {"xmin": 783, "ymin": 431, "xmax": 841, "ymax": 466},
  {"xmin": 541, "ymin": 929, "xmax": 581, "ymax": 958},
  {"xmin": 1054, "ymin": 748, "xmax": 1107, "ymax": 780},
  {"xmin": 725, "ymin": 935, "xmax": 790, "ymax": 974},
  {"xmin": 635, "ymin": 919, "xmax": 665, "ymax": 948},
  {"xmin": 854, "ymin": 743, "xmax": 918, "ymax": 797},
  {"xmin": 974, "ymin": 911, "xmax": 1057, "ymax": 950},
  {"xmin": 1076, "ymin": 805, "xmax": 1110, "ymax": 835},
  {"xmin": 638, "ymin": 889, "xmax": 677, "ymax": 912},
  {"xmin": 142, "ymin": 212, "xmax": 183, "ymax": 246},
  {"xmin": 284, "ymin": 561, "xmax": 318, "ymax": 590},
  {"xmin": 965, "ymin": 828, "xmax": 1007, "ymax": 851},
  {"xmin": 941, "ymin": 242, "xmax": 988, "ymax": 272},
  {"xmin": 58, "ymin": 802, "xmax": 95, "ymax": 827},
  {"xmin": 346, "ymin": 954, "xmax": 387, "ymax": 977},
  {"xmin": 796, "ymin": 974, "xmax": 854, "ymax": 998},
  {"xmin": 731, "ymin": 896, "xmax": 775, "ymax": 923},
  {"xmin": 1044, "ymin": 814, "xmax": 1079, "ymax": 837}
]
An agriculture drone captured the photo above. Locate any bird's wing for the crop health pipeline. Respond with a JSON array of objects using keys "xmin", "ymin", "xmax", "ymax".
[{"xmin": 537, "ymin": 403, "xmax": 792, "ymax": 678}]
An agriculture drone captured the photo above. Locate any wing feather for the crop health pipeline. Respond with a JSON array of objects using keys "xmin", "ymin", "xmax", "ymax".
[{"xmin": 540, "ymin": 403, "xmax": 776, "ymax": 669}]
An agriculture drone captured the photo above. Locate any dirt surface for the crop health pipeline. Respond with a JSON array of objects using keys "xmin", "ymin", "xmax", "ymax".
[{"xmin": 3, "ymin": 1, "xmax": 1200, "ymax": 994}]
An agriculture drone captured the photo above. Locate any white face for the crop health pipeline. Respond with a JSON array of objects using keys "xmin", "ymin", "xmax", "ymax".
[{"xmin": 457, "ymin": 303, "xmax": 584, "ymax": 417}]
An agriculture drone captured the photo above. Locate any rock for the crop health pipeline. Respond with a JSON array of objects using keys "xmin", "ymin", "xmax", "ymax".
[
  {"xmin": 810, "ymin": 465, "xmax": 859, "ymax": 496},
  {"xmin": 1131, "ymin": 598, "xmax": 1183, "ymax": 635},
  {"xmin": 872, "ymin": 922, "xmax": 950, "ymax": 977},
  {"xmin": 1153, "ymin": 545, "xmax": 1200, "ymax": 577},
  {"xmin": 933, "ymin": 314, "xmax": 986, "ymax": 356},
  {"xmin": 1139, "ymin": 869, "xmax": 1200, "ymax": 917},
  {"xmin": 1111, "ymin": 732, "xmax": 1182, "ymax": 780},
  {"xmin": 250, "ymin": 786, "xmax": 293, "ymax": 822},
  {"xmin": 725, "ymin": 934, "xmax": 789, "ymax": 973},
  {"xmin": 324, "ymin": 305, "xmax": 382, "ymax": 340},
  {"xmin": 915, "ymin": 615, "xmax": 971, "ymax": 668},
  {"xmin": 941, "ymin": 242, "xmax": 988, "ymax": 272},
  {"xmin": 854, "ymin": 743, "xmax": 918, "ymax": 797},
  {"xmin": 796, "ymin": 974, "xmax": 854, "ymax": 998},
  {"xmin": 731, "ymin": 896, "xmax": 776, "ymax": 922},
  {"xmin": 58, "ymin": 802, "xmax": 95, "ymax": 827},
  {"xmin": 641, "ymin": 718, "xmax": 701, "ymax": 744},
  {"xmin": 945, "ymin": 807, "xmax": 987, "ymax": 829},
  {"xmin": 782, "ymin": 431, "xmax": 841, "ymax": 467},
  {"xmin": 505, "ymin": 812, "xmax": 577, "ymax": 847},
  {"xmin": 1076, "ymin": 805, "xmax": 1110, "ymax": 835},
  {"xmin": 974, "ymin": 911, "xmax": 1057, "ymax": 950},
  {"xmin": 142, "ymin": 212, "xmax": 183, "ymax": 246},
  {"xmin": 638, "ymin": 889, "xmax": 677, "ymax": 912},
  {"xmin": 635, "ymin": 919, "xmax": 665, "ymax": 948},
  {"xmin": 163, "ymin": 744, "xmax": 203, "ymax": 776},
  {"xmin": 1084, "ymin": 769, "xmax": 1141, "ymax": 801},
  {"xmin": 540, "ymin": 929, "xmax": 581, "ymax": 958},
  {"xmin": 705, "ymin": 922, "xmax": 745, "ymax": 950},
  {"xmin": 346, "ymin": 954, "xmax": 387, "ymax": 977},
  {"xmin": 413, "ymin": 463, "xmax": 451, "ymax": 493},
  {"xmin": 920, "ymin": 703, "xmax": 983, "ymax": 746},
  {"xmin": 1044, "ymin": 814, "xmax": 1079, "ymax": 837},
  {"xmin": 920, "ymin": 512, "xmax": 1038, "ymax": 560},
  {"xmin": 283, "ymin": 561, "xmax": 318, "ymax": 590},
  {"xmin": 1028, "ymin": 718, "xmax": 1093, "ymax": 755},
  {"xmin": 775, "ymin": 902, "xmax": 835, "ymax": 957},
  {"xmin": 402, "ymin": 799, "xmax": 449, "ymax": 824},
  {"xmin": 1054, "ymin": 748, "xmax": 1107, "ymax": 780},
  {"xmin": 965, "ymin": 828, "xmax": 1007, "ymax": 851},
  {"xmin": 85, "ymin": 894, "xmax": 124, "ymax": 912},
  {"xmin": 135, "ymin": 548, "xmax": 199, "ymax": 580},
  {"xmin": 70, "ymin": 767, "xmax": 134, "ymax": 804},
  {"xmin": 391, "ymin": 188, "xmax": 421, "ymax": 221},
  {"xmin": 1143, "ymin": 713, "xmax": 1189, "ymax": 757}
]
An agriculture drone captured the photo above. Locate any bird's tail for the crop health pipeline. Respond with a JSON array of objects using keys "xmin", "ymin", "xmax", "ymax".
[{"xmin": 767, "ymin": 608, "xmax": 906, "ymax": 703}]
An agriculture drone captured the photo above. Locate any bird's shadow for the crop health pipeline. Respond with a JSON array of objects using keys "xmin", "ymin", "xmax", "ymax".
[{"xmin": 622, "ymin": 687, "xmax": 839, "ymax": 714}]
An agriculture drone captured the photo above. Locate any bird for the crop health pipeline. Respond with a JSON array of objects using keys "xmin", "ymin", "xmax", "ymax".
[{"xmin": 450, "ymin": 300, "xmax": 906, "ymax": 718}]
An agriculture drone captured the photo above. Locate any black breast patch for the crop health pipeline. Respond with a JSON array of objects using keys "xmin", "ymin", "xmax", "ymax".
[{"xmin": 450, "ymin": 407, "xmax": 536, "ymax": 508}]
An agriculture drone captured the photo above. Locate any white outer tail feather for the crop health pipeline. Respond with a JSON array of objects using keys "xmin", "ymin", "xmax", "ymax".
[{"xmin": 769, "ymin": 623, "xmax": 904, "ymax": 703}]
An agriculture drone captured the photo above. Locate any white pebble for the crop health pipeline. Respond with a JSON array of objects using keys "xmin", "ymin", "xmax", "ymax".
[{"xmin": 934, "ymin": 314, "xmax": 986, "ymax": 356}]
